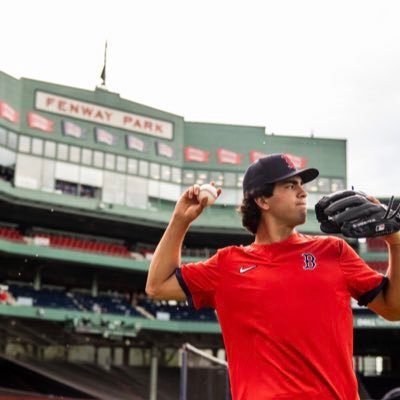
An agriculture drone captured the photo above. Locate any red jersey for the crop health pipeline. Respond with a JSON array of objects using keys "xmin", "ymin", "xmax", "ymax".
[{"xmin": 176, "ymin": 232, "xmax": 386, "ymax": 400}]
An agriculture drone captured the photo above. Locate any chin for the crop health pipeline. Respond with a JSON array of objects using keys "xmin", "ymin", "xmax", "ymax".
[{"xmin": 296, "ymin": 213, "xmax": 307, "ymax": 226}]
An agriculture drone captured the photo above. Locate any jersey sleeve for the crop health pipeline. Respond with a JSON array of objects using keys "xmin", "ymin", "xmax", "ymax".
[
  {"xmin": 338, "ymin": 239, "xmax": 387, "ymax": 306},
  {"xmin": 175, "ymin": 250, "xmax": 222, "ymax": 310}
]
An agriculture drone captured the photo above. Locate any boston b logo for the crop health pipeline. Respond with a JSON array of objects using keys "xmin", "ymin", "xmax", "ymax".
[{"xmin": 302, "ymin": 253, "xmax": 317, "ymax": 270}]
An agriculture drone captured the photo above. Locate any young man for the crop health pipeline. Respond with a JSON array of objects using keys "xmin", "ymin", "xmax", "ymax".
[{"xmin": 146, "ymin": 153, "xmax": 400, "ymax": 400}]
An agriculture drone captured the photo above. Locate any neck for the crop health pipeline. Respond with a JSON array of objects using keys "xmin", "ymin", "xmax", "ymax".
[{"xmin": 255, "ymin": 218, "xmax": 296, "ymax": 244}]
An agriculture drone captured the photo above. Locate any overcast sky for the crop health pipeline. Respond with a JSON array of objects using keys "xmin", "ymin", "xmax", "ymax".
[{"xmin": 1, "ymin": 0, "xmax": 399, "ymax": 196}]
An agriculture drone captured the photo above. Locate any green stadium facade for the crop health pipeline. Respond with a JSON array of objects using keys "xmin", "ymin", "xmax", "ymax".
[{"xmin": 0, "ymin": 70, "xmax": 396, "ymax": 399}]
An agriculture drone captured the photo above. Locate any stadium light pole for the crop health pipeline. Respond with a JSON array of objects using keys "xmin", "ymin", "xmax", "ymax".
[
  {"xmin": 149, "ymin": 346, "xmax": 158, "ymax": 400},
  {"xmin": 179, "ymin": 347, "xmax": 188, "ymax": 400}
]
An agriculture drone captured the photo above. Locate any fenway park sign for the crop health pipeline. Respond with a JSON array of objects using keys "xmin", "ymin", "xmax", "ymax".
[{"xmin": 35, "ymin": 91, "xmax": 173, "ymax": 140}]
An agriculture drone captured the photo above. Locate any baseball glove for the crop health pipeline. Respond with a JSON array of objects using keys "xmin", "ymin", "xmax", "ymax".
[{"xmin": 315, "ymin": 189, "xmax": 400, "ymax": 238}]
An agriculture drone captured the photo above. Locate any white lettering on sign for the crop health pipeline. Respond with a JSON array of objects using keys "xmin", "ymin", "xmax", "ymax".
[{"xmin": 35, "ymin": 91, "xmax": 173, "ymax": 140}]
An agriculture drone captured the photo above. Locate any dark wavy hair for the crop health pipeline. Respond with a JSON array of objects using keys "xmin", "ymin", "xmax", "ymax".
[{"xmin": 237, "ymin": 184, "xmax": 275, "ymax": 235}]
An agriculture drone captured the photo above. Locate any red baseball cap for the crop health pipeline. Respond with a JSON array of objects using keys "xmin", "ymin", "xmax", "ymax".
[{"xmin": 243, "ymin": 153, "xmax": 319, "ymax": 194}]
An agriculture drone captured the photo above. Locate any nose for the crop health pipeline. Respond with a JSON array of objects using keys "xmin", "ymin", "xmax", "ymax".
[{"xmin": 298, "ymin": 185, "xmax": 307, "ymax": 198}]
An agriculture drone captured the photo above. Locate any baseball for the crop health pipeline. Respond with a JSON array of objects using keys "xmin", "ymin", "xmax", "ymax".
[{"xmin": 198, "ymin": 184, "xmax": 218, "ymax": 206}]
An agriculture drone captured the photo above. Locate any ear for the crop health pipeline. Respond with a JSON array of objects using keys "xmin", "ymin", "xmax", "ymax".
[{"xmin": 254, "ymin": 196, "xmax": 270, "ymax": 210}]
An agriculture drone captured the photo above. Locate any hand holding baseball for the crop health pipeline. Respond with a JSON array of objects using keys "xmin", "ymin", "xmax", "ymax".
[
  {"xmin": 172, "ymin": 182, "xmax": 221, "ymax": 225},
  {"xmin": 198, "ymin": 183, "xmax": 219, "ymax": 206}
]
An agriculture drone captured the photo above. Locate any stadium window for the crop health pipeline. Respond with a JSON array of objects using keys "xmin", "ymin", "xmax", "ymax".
[
  {"xmin": 55, "ymin": 179, "xmax": 78, "ymax": 196},
  {"xmin": 105, "ymin": 153, "xmax": 115, "ymax": 170},
  {"xmin": 57, "ymin": 143, "xmax": 69, "ymax": 161},
  {"xmin": 237, "ymin": 173, "xmax": 244, "ymax": 188},
  {"xmin": 182, "ymin": 170, "xmax": 195, "ymax": 185},
  {"xmin": 93, "ymin": 151, "xmax": 104, "ymax": 168},
  {"xmin": 32, "ymin": 138, "xmax": 44, "ymax": 156},
  {"xmin": 150, "ymin": 163, "xmax": 160, "ymax": 180},
  {"xmin": 0, "ymin": 127, "xmax": 7, "ymax": 146},
  {"xmin": 44, "ymin": 141, "xmax": 56, "ymax": 158},
  {"xmin": 171, "ymin": 167, "xmax": 181, "ymax": 183},
  {"xmin": 161, "ymin": 165, "xmax": 171, "ymax": 181},
  {"xmin": 18, "ymin": 135, "xmax": 31, "ymax": 153},
  {"xmin": 69, "ymin": 146, "xmax": 81, "ymax": 163},
  {"xmin": 317, "ymin": 177, "xmax": 330, "ymax": 193},
  {"xmin": 218, "ymin": 188, "xmax": 237, "ymax": 205},
  {"xmin": 7, "ymin": 131, "xmax": 17, "ymax": 149},
  {"xmin": 127, "ymin": 158, "xmax": 138, "ymax": 175},
  {"xmin": 331, "ymin": 178, "xmax": 345, "ymax": 192},
  {"xmin": 81, "ymin": 148, "xmax": 92, "ymax": 165},
  {"xmin": 139, "ymin": 160, "xmax": 149, "ymax": 177},
  {"xmin": 304, "ymin": 179, "xmax": 318, "ymax": 192},
  {"xmin": 210, "ymin": 171, "xmax": 224, "ymax": 186},
  {"xmin": 196, "ymin": 170, "xmax": 209, "ymax": 185},
  {"xmin": 224, "ymin": 172, "xmax": 236, "ymax": 187},
  {"xmin": 116, "ymin": 155, "xmax": 127, "ymax": 173},
  {"xmin": 79, "ymin": 183, "xmax": 101, "ymax": 199},
  {"xmin": 307, "ymin": 193, "xmax": 323, "ymax": 209}
]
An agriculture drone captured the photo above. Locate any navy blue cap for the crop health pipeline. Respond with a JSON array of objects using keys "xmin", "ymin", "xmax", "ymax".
[{"xmin": 243, "ymin": 153, "xmax": 319, "ymax": 194}]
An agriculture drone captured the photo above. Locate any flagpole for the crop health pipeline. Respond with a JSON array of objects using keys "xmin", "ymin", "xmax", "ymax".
[{"xmin": 100, "ymin": 41, "xmax": 107, "ymax": 87}]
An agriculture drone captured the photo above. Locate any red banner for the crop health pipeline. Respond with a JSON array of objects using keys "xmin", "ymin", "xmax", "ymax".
[
  {"xmin": 284, "ymin": 153, "xmax": 307, "ymax": 169},
  {"xmin": 217, "ymin": 148, "xmax": 242, "ymax": 165},
  {"xmin": 27, "ymin": 112, "xmax": 54, "ymax": 132},
  {"xmin": 184, "ymin": 146, "xmax": 210, "ymax": 163},
  {"xmin": 249, "ymin": 151, "xmax": 307, "ymax": 169},
  {"xmin": 0, "ymin": 100, "xmax": 19, "ymax": 123},
  {"xmin": 249, "ymin": 151, "xmax": 268, "ymax": 163}
]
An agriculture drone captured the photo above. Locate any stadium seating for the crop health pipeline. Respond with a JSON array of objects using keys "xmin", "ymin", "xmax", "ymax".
[
  {"xmin": 31, "ymin": 231, "xmax": 132, "ymax": 257},
  {"xmin": 7, "ymin": 284, "xmax": 216, "ymax": 322},
  {"xmin": 73, "ymin": 292, "xmax": 141, "ymax": 316},
  {"xmin": 0, "ymin": 227, "xmax": 24, "ymax": 242},
  {"xmin": 0, "ymin": 222, "xmax": 132, "ymax": 258},
  {"xmin": 9, "ymin": 285, "xmax": 79, "ymax": 310},
  {"xmin": 137, "ymin": 298, "xmax": 217, "ymax": 322},
  {"xmin": 366, "ymin": 238, "xmax": 388, "ymax": 252},
  {"xmin": 367, "ymin": 261, "xmax": 387, "ymax": 273}
]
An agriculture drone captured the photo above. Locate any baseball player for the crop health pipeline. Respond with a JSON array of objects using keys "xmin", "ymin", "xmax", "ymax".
[{"xmin": 146, "ymin": 153, "xmax": 400, "ymax": 399}]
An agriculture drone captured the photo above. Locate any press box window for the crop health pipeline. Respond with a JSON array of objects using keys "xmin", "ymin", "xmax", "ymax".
[
  {"xmin": 0, "ymin": 127, "xmax": 6, "ymax": 146},
  {"xmin": 161, "ymin": 165, "xmax": 171, "ymax": 181},
  {"xmin": 105, "ymin": 153, "xmax": 115, "ymax": 170},
  {"xmin": 304, "ymin": 180, "xmax": 318, "ymax": 192},
  {"xmin": 69, "ymin": 146, "xmax": 80, "ymax": 163},
  {"xmin": 31, "ymin": 138, "xmax": 43, "ymax": 156},
  {"xmin": 224, "ymin": 172, "xmax": 236, "ymax": 187},
  {"xmin": 237, "ymin": 173, "xmax": 244, "ymax": 188},
  {"xmin": 331, "ymin": 178, "xmax": 345, "ymax": 192},
  {"xmin": 57, "ymin": 143, "xmax": 68, "ymax": 161},
  {"xmin": 44, "ymin": 141, "xmax": 56, "ymax": 158},
  {"xmin": 139, "ymin": 160, "xmax": 149, "ymax": 177},
  {"xmin": 171, "ymin": 167, "xmax": 181, "ymax": 183},
  {"xmin": 127, "ymin": 159, "xmax": 138, "ymax": 175},
  {"xmin": 211, "ymin": 171, "xmax": 224, "ymax": 186},
  {"xmin": 182, "ymin": 170, "xmax": 195, "ymax": 185},
  {"xmin": 7, "ymin": 131, "xmax": 17, "ymax": 150},
  {"xmin": 82, "ymin": 149, "xmax": 92, "ymax": 165},
  {"xmin": 150, "ymin": 163, "xmax": 160, "ymax": 180},
  {"xmin": 116, "ymin": 156, "xmax": 127, "ymax": 172},
  {"xmin": 317, "ymin": 177, "xmax": 330, "ymax": 193},
  {"xmin": 196, "ymin": 171, "xmax": 209, "ymax": 185},
  {"xmin": 19, "ymin": 136, "xmax": 31, "ymax": 153},
  {"xmin": 93, "ymin": 151, "xmax": 104, "ymax": 168}
]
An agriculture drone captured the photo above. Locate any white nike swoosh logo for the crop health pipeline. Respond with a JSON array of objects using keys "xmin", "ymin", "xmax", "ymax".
[{"xmin": 239, "ymin": 265, "xmax": 257, "ymax": 274}]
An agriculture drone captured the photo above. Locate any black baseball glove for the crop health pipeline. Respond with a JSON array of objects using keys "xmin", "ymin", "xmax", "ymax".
[{"xmin": 315, "ymin": 189, "xmax": 400, "ymax": 238}]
